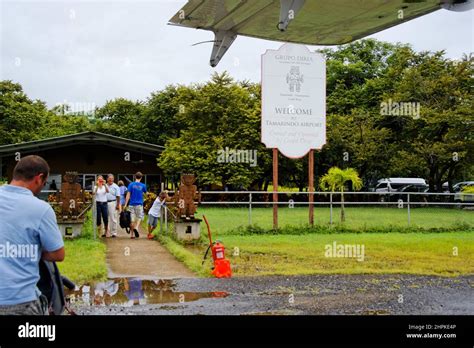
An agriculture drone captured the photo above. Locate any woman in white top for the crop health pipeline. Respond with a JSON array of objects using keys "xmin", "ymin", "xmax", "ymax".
[{"xmin": 93, "ymin": 176, "xmax": 110, "ymax": 237}]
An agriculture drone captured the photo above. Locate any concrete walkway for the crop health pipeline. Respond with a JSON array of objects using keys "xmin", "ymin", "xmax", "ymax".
[{"xmin": 105, "ymin": 232, "xmax": 195, "ymax": 279}]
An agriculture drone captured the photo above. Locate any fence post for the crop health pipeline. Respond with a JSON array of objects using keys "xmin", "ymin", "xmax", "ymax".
[
  {"xmin": 329, "ymin": 192, "xmax": 333, "ymax": 225},
  {"xmin": 160, "ymin": 206, "xmax": 163, "ymax": 234},
  {"xmin": 92, "ymin": 195, "xmax": 97, "ymax": 239},
  {"xmin": 249, "ymin": 193, "xmax": 252, "ymax": 226},
  {"xmin": 165, "ymin": 206, "xmax": 168, "ymax": 234},
  {"xmin": 407, "ymin": 193, "xmax": 411, "ymax": 226}
]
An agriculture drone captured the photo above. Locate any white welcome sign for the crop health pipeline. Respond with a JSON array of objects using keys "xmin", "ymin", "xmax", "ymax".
[{"xmin": 261, "ymin": 43, "xmax": 326, "ymax": 158}]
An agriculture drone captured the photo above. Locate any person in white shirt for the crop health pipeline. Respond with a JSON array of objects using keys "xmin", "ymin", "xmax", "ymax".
[
  {"xmin": 147, "ymin": 192, "xmax": 168, "ymax": 240},
  {"xmin": 93, "ymin": 176, "xmax": 109, "ymax": 238},
  {"xmin": 106, "ymin": 174, "xmax": 121, "ymax": 238}
]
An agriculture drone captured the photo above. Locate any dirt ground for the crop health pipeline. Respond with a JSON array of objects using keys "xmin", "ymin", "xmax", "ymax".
[{"xmin": 71, "ymin": 274, "xmax": 474, "ymax": 315}]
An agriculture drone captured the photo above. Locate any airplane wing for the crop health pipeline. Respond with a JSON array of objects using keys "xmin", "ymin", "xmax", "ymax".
[{"xmin": 169, "ymin": 0, "xmax": 472, "ymax": 66}]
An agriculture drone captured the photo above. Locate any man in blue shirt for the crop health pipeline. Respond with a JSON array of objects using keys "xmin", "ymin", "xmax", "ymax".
[
  {"xmin": 124, "ymin": 172, "xmax": 147, "ymax": 239},
  {"xmin": 0, "ymin": 155, "xmax": 65, "ymax": 315}
]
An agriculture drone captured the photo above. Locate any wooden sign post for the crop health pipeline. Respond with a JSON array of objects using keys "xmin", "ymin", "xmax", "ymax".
[
  {"xmin": 273, "ymin": 148, "xmax": 279, "ymax": 230},
  {"xmin": 308, "ymin": 149, "xmax": 314, "ymax": 226}
]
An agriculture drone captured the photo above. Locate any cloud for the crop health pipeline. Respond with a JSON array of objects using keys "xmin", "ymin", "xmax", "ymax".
[{"xmin": 0, "ymin": 0, "xmax": 472, "ymax": 109}]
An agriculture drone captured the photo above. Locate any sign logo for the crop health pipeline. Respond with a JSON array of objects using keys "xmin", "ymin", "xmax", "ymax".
[{"xmin": 286, "ymin": 66, "xmax": 304, "ymax": 92}]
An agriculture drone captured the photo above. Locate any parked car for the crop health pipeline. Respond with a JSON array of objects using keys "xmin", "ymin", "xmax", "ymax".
[
  {"xmin": 375, "ymin": 178, "xmax": 428, "ymax": 203},
  {"xmin": 454, "ymin": 184, "xmax": 474, "ymax": 207},
  {"xmin": 442, "ymin": 181, "xmax": 474, "ymax": 193}
]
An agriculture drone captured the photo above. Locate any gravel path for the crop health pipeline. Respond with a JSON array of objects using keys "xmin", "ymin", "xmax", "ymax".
[{"xmin": 105, "ymin": 236, "xmax": 194, "ymax": 279}]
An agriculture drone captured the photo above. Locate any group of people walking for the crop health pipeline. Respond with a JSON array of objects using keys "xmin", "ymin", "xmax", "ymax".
[{"xmin": 93, "ymin": 171, "xmax": 166, "ymax": 240}]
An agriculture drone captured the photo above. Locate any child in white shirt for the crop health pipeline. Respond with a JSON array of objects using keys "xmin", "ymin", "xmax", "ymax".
[{"xmin": 147, "ymin": 192, "xmax": 168, "ymax": 240}]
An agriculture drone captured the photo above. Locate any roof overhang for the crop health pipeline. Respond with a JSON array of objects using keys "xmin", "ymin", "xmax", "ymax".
[{"xmin": 0, "ymin": 132, "xmax": 165, "ymax": 158}]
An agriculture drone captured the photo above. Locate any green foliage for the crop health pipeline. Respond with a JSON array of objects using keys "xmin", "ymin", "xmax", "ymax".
[
  {"xmin": 319, "ymin": 167, "xmax": 362, "ymax": 222},
  {"xmin": 1, "ymin": 39, "xmax": 472, "ymax": 192},
  {"xmin": 94, "ymin": 98, "xmax": 147, "ymax": 141},
  {"xmin": 0, "ymin": 81, "xmax": 51, "ymax": 144},
  {"xmin": 226, "ymin": 223, "xmax": 472, "ymax": 236},
  {"xmin": 318, "ymin": 42, "xmax": 473, "ymax": 191},
  {"xmin": 319, "ymin": 167, "xmax": 363, "ymax": 192},
  {"xmin": 158, "ymin": 72, "xmax": 271, "ymax": 189},
  {"xmin": 0, "ymin": 80, "xmax": 93, "ymax": 145},
  {"xmin": 157, "ymin": 235, "xmax": 209, "ymax": 277}
]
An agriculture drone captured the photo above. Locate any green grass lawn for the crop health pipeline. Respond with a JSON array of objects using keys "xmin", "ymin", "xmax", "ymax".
[
  {"xmin": 155, "ymin": 206, "xmax": 473, "ymax": 277},
  {"xmin": 222, "ymin": 232, "xmax": 474, "ymax": 277},
  {"xmin": 162, "ymin": 232, "xmax": 474, "ymax": 277},
  {"xmin": 56, "ymin": 207, "xmax": 472, "ymax": 282},
  {"xmin": 194, "ymin": 206, "xmax": 473, "ymax": 234},
  {"xmin": 57, "ymin": 211, "xmax": 107, "ymax": 284}
]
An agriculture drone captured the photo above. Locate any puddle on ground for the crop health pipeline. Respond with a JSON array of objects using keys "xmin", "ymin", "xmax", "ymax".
[{"xmin": 65, "ymin": 278, "xmax": 228, "ymax": 307}]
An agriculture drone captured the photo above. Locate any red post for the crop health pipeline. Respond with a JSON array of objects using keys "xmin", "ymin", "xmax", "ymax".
[
  {"xmin": 309, "ymin": 149, "xmax": 314, "ymax": 226},
  {"xmin": 273, "ymin": 148, "xmax": 278, "ymax": 230}
]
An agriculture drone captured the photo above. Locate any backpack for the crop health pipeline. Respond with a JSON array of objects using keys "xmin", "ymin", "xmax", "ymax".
[
  {"xmin": 120, "ymin": 210, "xmax": 131, "ymax": 234},
  {"xmin": 37, "ymin": 260, "xmax": 75, "ymax": 315}
]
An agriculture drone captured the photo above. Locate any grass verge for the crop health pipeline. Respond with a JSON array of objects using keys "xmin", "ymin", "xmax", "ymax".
[
  {"xmin": 157, "ymin": 231, "xmax": 474, "ymax": 278},
  {"xmin": 157, "ymin": 234, "xmax": 210, "ymax": 277},
  {"xmin": 57, "ymin": 211, "xmax": 107, "ymax": 284}
]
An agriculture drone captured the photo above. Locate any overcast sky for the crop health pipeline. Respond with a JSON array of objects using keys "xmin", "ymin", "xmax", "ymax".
[{"xmin": 0, "ymin": 0, "xmax": 473, "ymax": 111}]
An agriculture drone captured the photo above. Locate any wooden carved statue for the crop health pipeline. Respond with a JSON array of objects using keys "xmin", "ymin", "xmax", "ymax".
[
  {"xmin": 176, "ymin": 174, "xmax": 200, "ymax": 219},
  {"xmin": 60, "ymin": 172, "xmax": 83, "ymax": 219}
]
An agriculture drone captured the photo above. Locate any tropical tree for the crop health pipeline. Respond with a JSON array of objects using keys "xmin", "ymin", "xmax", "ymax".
[
  {"xmin": 94, "ymin": 98, "xmax": 147, "ymax": 142},
  {"xmin": 319, "ymin": 167, "xmax": 363, "ymax": 222},
  {"xmin": 158, "ymin": 72, "xmax": 271, "ymax": 189},
  {"xmin": 0, "ymin": 80, "xmax": 53, "ymax": 144}
]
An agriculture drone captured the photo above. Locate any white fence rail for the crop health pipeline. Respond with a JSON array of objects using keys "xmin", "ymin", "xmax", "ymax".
[{"xmin": 43, "ymin": 190, "xmax": 473, "ymax": 234}]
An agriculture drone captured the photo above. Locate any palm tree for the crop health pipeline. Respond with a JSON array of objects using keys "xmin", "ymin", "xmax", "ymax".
[{"xmin": 319, "ymin": 167, "xmax": 363, "ymax": 223}]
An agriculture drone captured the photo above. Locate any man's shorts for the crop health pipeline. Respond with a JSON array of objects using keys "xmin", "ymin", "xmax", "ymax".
[
  {"xmin": 148, "ymin": 214, "xmax": 159, "ymax": 228},
  {"xmin": 0, "ymin": 295, "xmax": 48, "ymax": 315},
  {"xmin": 128, "ymin": 205, "xmax": 144, "ymax": 222}
]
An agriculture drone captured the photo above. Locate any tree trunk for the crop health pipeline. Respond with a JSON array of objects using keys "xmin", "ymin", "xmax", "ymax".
[
  {"xmin": 428, "ymin": 165, "xmax": 436, "ymax": 192},
  {"xmin": 446, "ymin": 164, "xmax": 457, "ymax": 193},
  {"xmin": 263, "ymin": 180, "xmax": 269, "ymax": 192}
]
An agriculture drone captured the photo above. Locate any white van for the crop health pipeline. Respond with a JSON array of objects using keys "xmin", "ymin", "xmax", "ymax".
[
  {"xmin": 375, "ymin": 178, "xmax": 428, "ymax": 193},
  {"xmin": 375, "ymin": 178, "xmax": 428, "ymax": 202}
]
